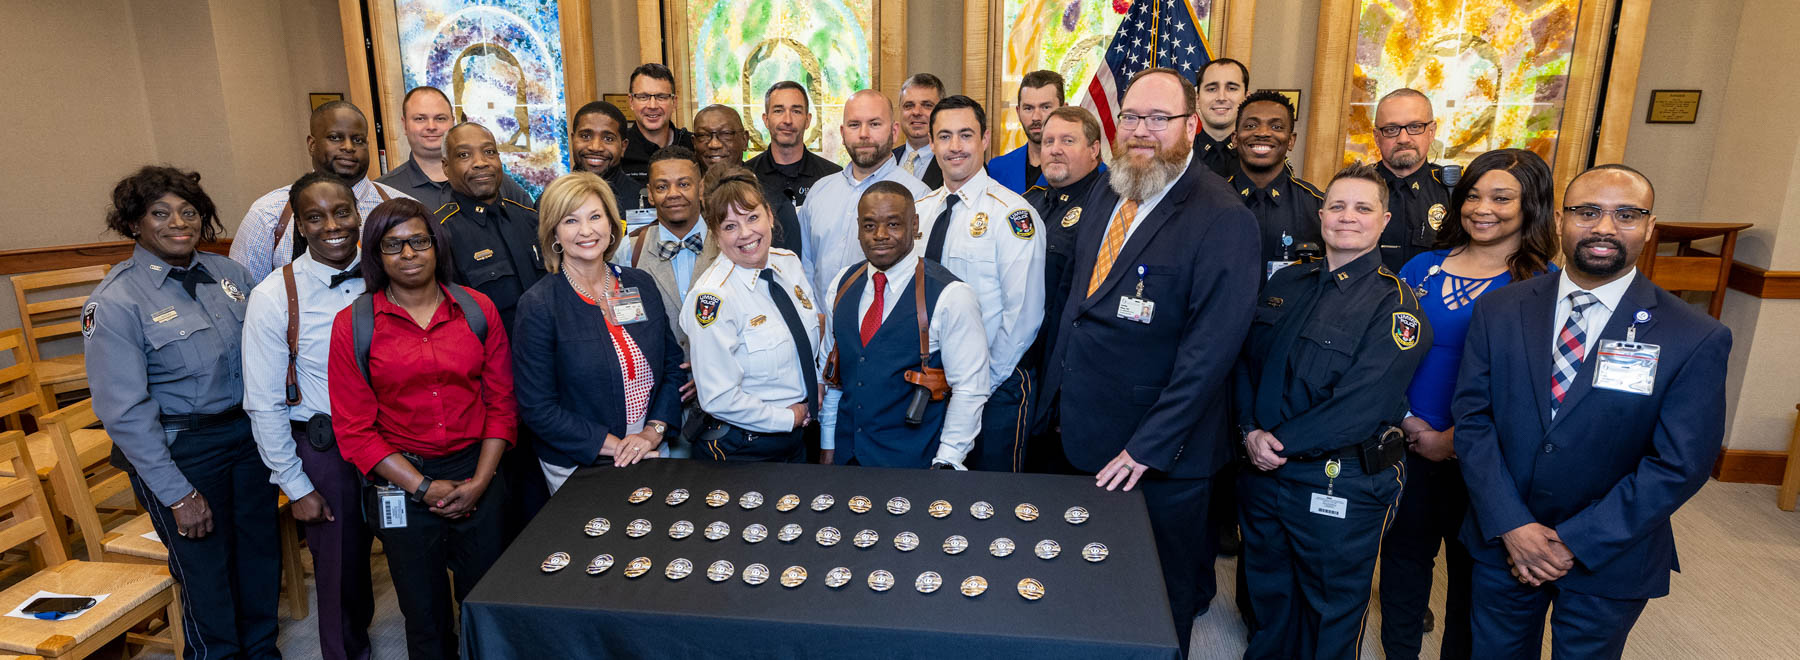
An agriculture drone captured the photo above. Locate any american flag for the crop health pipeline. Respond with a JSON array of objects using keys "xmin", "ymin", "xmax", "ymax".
[{"xmin": 1079, "ymin": 0, "xmax": 1213, "ymax": 157}]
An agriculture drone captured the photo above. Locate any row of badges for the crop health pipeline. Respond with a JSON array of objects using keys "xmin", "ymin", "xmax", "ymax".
[
  {"xmin": 541, "ymin": 553, "xmax": 1049, "ymax": 600},
  {"xmin": 630, "ymin": 487, "xmax": 1089, "ymax": 524},
  {"xmin": 584, "ymin": 516, "xmax": 1107, "ymax": 560}
]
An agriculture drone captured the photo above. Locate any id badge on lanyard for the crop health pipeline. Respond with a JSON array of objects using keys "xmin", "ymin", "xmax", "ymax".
[
  {"xmin": 610, "ymin": 286, "xmax": 648, "ymax": 324},
  {"xmin": 1592, "ymin": 310, "xmax": 1659, "ymax": 395},
  {"xmin": 375, "ymin": 485, "xmax": 408, "ymax": 529},
  {"xmin": 1117, "ymin": 265, "xmax": 1155, "ymax": 324}
]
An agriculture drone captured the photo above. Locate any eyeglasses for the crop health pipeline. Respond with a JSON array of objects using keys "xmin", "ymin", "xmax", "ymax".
[
  {"xmin": 693, "ymin": 130, "xmax": 741, "ymax": 145},
  {"xmin": 379, "ymin": 235, "xmax": 435, "ymax": 254},
  {"xmin": 1375, "ymin": 121, "xmax": 1435, "ymax": 138},
  {"xmin": 631, "ymin": 93, "xmax": 675, "ymax": 103},
  {"xmin": 1116, "ymin": 113, "xmax": 1192, "ymax": 132},
  {"xmin": 1563, "ymin": 205, "xmax": 1651, "ymax": 228}
]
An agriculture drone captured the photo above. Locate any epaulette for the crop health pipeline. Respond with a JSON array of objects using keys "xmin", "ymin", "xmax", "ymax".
[
  {"xmin": 769, "ymin": 247, "xmax": 797, "ymax": 258},
  {"xmin": 1429, "ymin": 164, "xmax": 1445, "ymax": 186},
  {"xmin": 1291, "ymin": 176, "xmax": 1325, "ymax": 202},
  {"xmin": 434, "ymin": 202, "xmax": 460, "ymax": 223},
  {"xmin": 503, "ymin": 198, "xmax": 536, "ymax": 213},
  {"xmin": 1377, "ymin": 267, "xmax": 1416, "ymax": 308},
  {"xmin": 918, "ymin": 188, "xmax": 947, "ymax": 201}
]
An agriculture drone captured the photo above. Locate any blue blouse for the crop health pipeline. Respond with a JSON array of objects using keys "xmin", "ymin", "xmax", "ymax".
[{"xmin": 1399, "ymin": 250, "xmax": 1553, "ymax": 430}]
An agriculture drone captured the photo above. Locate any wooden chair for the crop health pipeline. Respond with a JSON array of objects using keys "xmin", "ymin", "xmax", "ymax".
[
  {"xmin": 1780, "ymin": 403, "xmax": 1800, "ymax": 511},
  {"xmin": 1636, "ymin": 222, "xmax": 1753, "ymax": 319},
  {"xmin": 0, "ymin": 430, "xmax": 180, "ymax": 658},
  {"xmin": 0, "ymin": 331, "xmax": 46, "ymax": 434},
  {"xmin": 9, "ymin": 266, "xmax": 110, "ymax": 411}
]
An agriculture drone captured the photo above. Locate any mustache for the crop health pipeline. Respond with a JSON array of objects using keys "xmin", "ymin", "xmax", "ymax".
[{"xmin": 1578, "ymin": 236, "xmax": 1625, "ymax": 251}]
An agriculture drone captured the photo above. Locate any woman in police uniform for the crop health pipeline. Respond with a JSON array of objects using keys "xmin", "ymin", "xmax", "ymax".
[
  {"xmin": 84, "ymin": 166, "xmax": 281, "ymax": 658},
  {"xmin": 679, "ymin": 165, "xmax": 829, "ymax": 462}
]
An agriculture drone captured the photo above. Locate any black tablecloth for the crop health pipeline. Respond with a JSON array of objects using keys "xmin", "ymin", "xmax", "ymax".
[{"xmin": 460, "ymin": 460, "xmax": 1180, "ymax": 659}]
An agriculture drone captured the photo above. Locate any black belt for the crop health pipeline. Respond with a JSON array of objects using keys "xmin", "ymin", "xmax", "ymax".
[
  {"xmin": 1287, "ymin": 443, "xmax": 1364, "ymax": 463},
  {"xmin": 161, "ymin": 406, "xmax": 246, "ymax": 432}
]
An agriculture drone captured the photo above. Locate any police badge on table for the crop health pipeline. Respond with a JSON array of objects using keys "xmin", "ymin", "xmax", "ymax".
[
  {"xmin": 695, "ymin": 293, "xmax": 722, "ymax": 328},
  {"xmin": 1391, "ymin": 312, "xmax": 1421, "ymax": 350}
]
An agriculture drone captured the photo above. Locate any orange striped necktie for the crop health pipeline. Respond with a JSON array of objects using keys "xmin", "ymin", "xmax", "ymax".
[{"xmin": 1088, "ymin": 199, "xmax": 1139, "ymax": 296}]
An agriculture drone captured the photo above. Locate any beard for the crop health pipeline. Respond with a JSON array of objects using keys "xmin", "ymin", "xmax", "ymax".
[
  {"xmin": 1108, "ymin": 134, "xmax": 1192, "ymax": 200},
  {"xmin": 1385, "ymin": 146, "xmax": 1422, "ymax": 170},
  {"xmin": 1572, "ymin": 236, "xmax": 1630, "ymax": 277},
  {"xmin": 848, "ymin": 137, "xmax": 893, "ymax": 169}
]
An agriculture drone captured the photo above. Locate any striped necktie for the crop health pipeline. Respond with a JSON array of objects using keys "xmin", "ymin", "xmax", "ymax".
[{"xmin": 1550, "ymin": 291, "xmax": 1600, "ymax": 417}]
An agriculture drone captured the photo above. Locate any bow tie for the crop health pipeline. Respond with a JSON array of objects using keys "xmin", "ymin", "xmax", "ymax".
[
  {"xmin": 328, "ymin": 268, "xmax": 362, "ymax": 289},
  {"xmin": 657, "ymin": 234, "xmax": 705, "ymax": 260}
]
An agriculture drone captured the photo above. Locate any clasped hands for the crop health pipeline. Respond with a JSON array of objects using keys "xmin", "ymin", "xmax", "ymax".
[{"xmin": 1501, "ymin": 522, "xmax": 1576, "ymax": 586}]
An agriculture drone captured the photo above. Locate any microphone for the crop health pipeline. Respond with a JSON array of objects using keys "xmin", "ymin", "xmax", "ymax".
[{"xmin": 1441, "ymin": 164, "xmax": 1462, "ymax": 188}]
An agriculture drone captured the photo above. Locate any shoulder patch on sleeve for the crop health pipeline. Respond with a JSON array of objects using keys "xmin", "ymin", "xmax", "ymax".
[
  {"xmin": 695, "ymin": 293, "xmax": 722, "ymax": 328},
  {"xmin": 81, "ymin": 302, "xmax": 99, "ymax": 338},
  {"xmin": 1007, "ymin": 208, "xmax": 1035, "ymax": 239},
  {"xmin": 1392, "ymin": 312, "xmax": 1421, "ymax": 350}
]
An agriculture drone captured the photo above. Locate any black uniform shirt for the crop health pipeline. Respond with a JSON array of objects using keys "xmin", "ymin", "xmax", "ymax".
[
  {"xmin": 1193, "ymin": 131, "xmax": 1236, "ymax": 178},
  {"xmin": 620, "ymin": 122, "xmax": 694, "ymax": 184},
  {"xmin": 1232, "ymin": 249, "xmax": 1430, "ymax": 458},
  {"xmin": 602, "ymin": 165, "xmax": 650, "ymax": 213},
  {"xmin": 1375, "ymin": 161, "xmax": 1451, "ymax": 272},
  {"xmin": 378, "ymin": 156, "xmax": 535, "ymax": 214},
  {"xmin": 1023, "ymin": 164, "xmax": 1105, "ymax": 369},
  {"xmin": 434, "ymin": 189, "xmax": 544, "ymax": 330},
  {"xmin": 746, "ymin": 149, "xmax": 841, "ymax": 254},
  {"xmin": 1226, "ymin": 162, "xmax": 1326, "ymax": 266}
]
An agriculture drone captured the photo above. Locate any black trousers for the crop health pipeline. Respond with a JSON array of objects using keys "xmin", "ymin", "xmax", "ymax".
[
  {"xmin": 1240, "ymin": 453, "xmax": 1404, "ymax": 660},
  {"xmin": 1380, "ymin": 452, "xmax": 1473, "ymax": 659},
  {"xmin": 128, "ymin": 415, "xmax": 281, "ymax": 660},
  {"xmin": 696, "ymin": 423, "xmax": 806, "ymax": 463},
  {"xmin": 373, "ymin": 446, "xmax": 510, "ymax": 660},
  {"xmin": 1139, "ymin": 476, "xmax": 1216, "ymax": 658},
  {"xmin": 971, "ymin": 366, "xmax": 1032, "ymax": 471}
]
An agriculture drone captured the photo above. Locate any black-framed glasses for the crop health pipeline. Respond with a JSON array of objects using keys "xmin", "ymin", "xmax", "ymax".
[
  {"xmin": 631, "ymin": 93, "xmax": 675, "ymax": 103},
  {"xmin": 379, "ymin": 235, "xmax": 435, "ymax": 254},
  {"xmin": 693, "ymin": 130, "xmax": 741, "ymax": 145},
  {"xmin": 1117, "ymin": 113, "xmax": 1192, "ymax": 131},
  {"xmin": 1564, "ymin": 205, "xmax": 1651, "ymax": 228},
  {"xmin": 1376, "ymin": 121, "xmax": 1434, "ymax": 138}
]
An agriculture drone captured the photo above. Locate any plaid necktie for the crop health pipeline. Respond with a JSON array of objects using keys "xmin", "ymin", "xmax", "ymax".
[
  {"xmin": 906, "ymin": 151, "xmax": 921, "ymax": 175},
  {"xmin": 656, "ymin": 233, "xmax": 705, "ymax": 260},
  {"xmin": 1550, "ymin": 291, "xmax": 1600, "ymax": 417}
]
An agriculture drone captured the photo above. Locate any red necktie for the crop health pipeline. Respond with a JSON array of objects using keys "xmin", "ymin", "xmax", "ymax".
[{"xmin": 860, "ymin": 271, "xmax": 887, "ymax": 346}]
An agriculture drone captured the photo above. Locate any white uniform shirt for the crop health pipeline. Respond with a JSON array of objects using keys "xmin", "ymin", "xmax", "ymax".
[
  {"xmin": 818, "ymin": 253, "xmax": 991, "ymax": 467},
  {"xmin": 230, "ymin": 176, "xmax": 410, "ymax": 286},
  {"xmin": 914, "ymin": 168, "xmax": 1046, "ymax": 389},
  {"xmin": 241, "ymin": 253, "xmax": 364, "ymax": 500},
  {"xmin": 680, "ymin": 249, "xmax": 831, "ymax": 433},
  {"xmin": 799, "ymin": 157, "xmax": 931, "ymax": 296}
]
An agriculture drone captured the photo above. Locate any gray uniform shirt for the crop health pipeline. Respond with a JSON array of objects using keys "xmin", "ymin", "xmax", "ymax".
[{"xmin": 83, "ymin": 246, "xmax": 251, "ymax": 505}]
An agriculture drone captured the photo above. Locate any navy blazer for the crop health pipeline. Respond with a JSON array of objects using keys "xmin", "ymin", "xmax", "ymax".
[
  {"xmin": 1453, "ymin": 272, "xmax": 1731, "ymax": 600},
  {"xmin": 1039, "ymin": 161, "xmax": 1261, "ymax": 479},
  {"xmin": 511, "ymin": 265, "xmax": 688, "ymax": 468},
  {"xmin": 987, "ymin": 144, "xmax": 1048, "ymax": 194}
]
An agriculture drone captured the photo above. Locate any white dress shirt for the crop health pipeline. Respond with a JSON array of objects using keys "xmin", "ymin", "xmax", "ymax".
[
  {"xmin": 900, "ymin": 143, "xmax": 935, "ymax": 179},
  {"xmin": 1551, "ymin": 267, "xmax": 1638, "ymax": 356},
  {"xmin": 1095, "ymin": 160, "xmax": 1188, "ymax": 259},
  {"xmin": 818, "ymin": 253, "xmax": 991, "ymax": 467},
  {"xmin": 914, "ymin": 168, "xmax": 1046, "ymax": 389},
  {"xmin": 799, "ymin": 158, "xmax": 931, "ymax": 296},
  {"xmin": 241, "ymin": 253, "xmax": 364, "ymax": 500},
  {"xmin": 230, "ymin": 176, "xmax": 410, "ymax": 286},
  {"xmin": 680, "ymin": 249, "xmax": 832, "ymax": 433}
]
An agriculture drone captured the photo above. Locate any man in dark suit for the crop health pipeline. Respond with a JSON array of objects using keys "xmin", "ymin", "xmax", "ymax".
[
  {"xmin": 1454, "ymin": 164, "xmax": 1731, "ymax": 659},
  {"xmin": 1039, "ymin": 67, "xmax": 1261, "ymax": 655}
]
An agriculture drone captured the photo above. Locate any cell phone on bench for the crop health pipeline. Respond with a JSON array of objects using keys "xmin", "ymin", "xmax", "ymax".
[{"xmin": 22, "ymin": 596, "xmax": 97, "ymax": 616}]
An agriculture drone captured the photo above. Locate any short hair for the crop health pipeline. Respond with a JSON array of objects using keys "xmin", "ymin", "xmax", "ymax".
[
  {"xmin": 311, "ymin": 100, "xmax": 365, "ymax": 124},
  {"xmin": 764, "ymin": 81, "xmax": 810, "ymax": 111},
  {"xmin": 861, "ymin": 180, "xmax": 917, "ymax": 207},
  {"xmin": 402, "ymin": 86, "xmax": 451, "ymax": 112},
  {"xmin": 648, "ymin": 144, "xmax": 702, "ymax": 173},
  {"xmin": 1236, "ymin": 89, "xmax": 1297, "ymax": 126},
  {"xmin": 695, "ymin": 104, "xmax": 743, "ymax": 126},
  {"xmin": 445, "ymin": 121, "xmax": 493, "ymax": 151},
  {"xmin": 699, "ymin": 164, "xmax": 771, "ymax": 236},
  {"xmin": 628, "ymin": 63, "xmax": 675, "ymax": 92},
  {"xmin": 105, "ymin": 166, "xmax": 224, "ymax": 242},
  {"xmin": 930, "ymin": 94, "xmax": 987, "ymax": 134},
  {"xmin": 1046, "ymin": 106, "xmax": 1102, "ymax": 145},
  {"xmin": 901, "ymin": 73, "xmax": 945, "ymax": 98},
  {"xmin": 285, "ymin": 171, "xmax": 355, "ymax": 222},
  {"xmin": 1199, "ymin": 58, "xmax": 1250, "ymax": 88},
  {"xmin": 1569, "ymin": 163, "xmax": 1656, "ymax": 202},
  {"xmin": 536, "ymin": 171, "xmax": 624, "ymax": 271},
  {"xmin": 1377, "ymin": 88, "xmax": 1433, "ymax": 118},
  {"xmin": 359, "ymin": 198, "xmax": 453, "ymax": 292},
  {"xmin": 1123, "ymin": 67, "xmax": 1197, "ymax": 114},
  {"xmin": 573, "ymin": 100, "xmax": 628, "ymax": 131},
  {"xmin": 1326, "ymin": 162, "xmax": 1390, "ymax": 212},
  {"xmin": 1019, "ymin": 70, "xmax": 1066, "ymax": 103},
  {"xmin": 1438, "ymin": 148, "xmax": 1557, "ymax": 281}
]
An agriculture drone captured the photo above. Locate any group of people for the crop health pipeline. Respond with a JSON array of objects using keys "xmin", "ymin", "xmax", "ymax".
[{"xmin": 77, "ymin": 55, "xmax": 1729, "ymax": 660}]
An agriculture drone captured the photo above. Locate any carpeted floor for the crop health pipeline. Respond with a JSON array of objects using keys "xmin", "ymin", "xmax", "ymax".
[{"xmin": 124, "ymin": 479, "xmax": 1800, "ymax": 659}]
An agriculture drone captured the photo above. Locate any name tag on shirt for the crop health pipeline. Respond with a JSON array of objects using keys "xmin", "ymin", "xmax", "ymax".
[
  {"xmin": 625, "ymin": 207, "xmax": 657, "ymax": 229},
  {"xmin": 376, "ymin": 485, "xmax": 408, "ymax": 529},
  {"xmin": 1117, "ymin": 296, "xmax": 1154, "ymax": 324},
  {"xmin": 1310, "ymin": 492, "xmax": 1347, "ymax": 519},
  {"xmin": 1592, "ymin": 339, "xmax": 1659, "ymax": 395},
  {"xmin": 610, "ymin": 287, "xmax": 647, "ymax": 325},
  {"xmin": 1265, "ymin": 260, "xmax": 1298, "ymax": 280}
]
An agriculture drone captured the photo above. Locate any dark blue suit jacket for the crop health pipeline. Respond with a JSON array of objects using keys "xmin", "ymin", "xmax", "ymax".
[
  {"xmin": 1454, "ymin": 272, "xmax": 1731, "ymax": 599},
  {"xmin": 511, "ymin": 265, "xmax": 688, "ymax": 468},
  {"xmin": 987, "ymin": 144, "xmax": 1048, "ymax": 194},
  {"xmin": 1039, "ymin": 161, "xmax": 1261, "ymax": 478}
]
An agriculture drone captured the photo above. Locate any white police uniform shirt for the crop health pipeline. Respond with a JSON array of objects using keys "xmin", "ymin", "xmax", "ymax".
[
  {"xmin": 241, "ymin": 253, "xmax": 363, "ymax": 501},
  {"xmin": 799, "ymin": 157, "xmax": 931, "ymax": 296},
  {"xmin": 230, "ymin": 176, "xmax": 410, "ymax": 285},
  {"xmin": 680, "ymin": 248, "xmax": 831, "ymax": 433},
  {"xmin": 818, "ymin": 251, "xmax": 991, "ymax": 467},
  {"xmin": 915, "ymin": 168, "xmax": 1046, "ymax": 389}
]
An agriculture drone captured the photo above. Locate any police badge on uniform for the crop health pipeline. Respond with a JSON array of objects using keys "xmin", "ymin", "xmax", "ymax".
[
  {"xmin": 793, "ymin": 285, "xmax": 813, "ymax": 310},
  {"xmin": 969, "ymin": 213, "xmax": 988, "ymax": 238},
  {"xmin": 81, "ymin": 302, "xmax": 98, "ymax": 338},
  {"xmin": 221, "ymin": 278, "xmax": 247, "ymax": 302},
  {"xmin": 695, "ymin": 293, "xmax": 722, "ymax": 328},
  {"xmin": 1427, "ymin": 203, "xmax": 1447, "ymax": 231},
  {"xmin": 1062, "ymin": 207, "xmax": 1081, "ymax": 228},
  {"xmin": 1008, "ymin": 209, "xmax": 1036, "ymax": 239},
  {"xmin": 1392, "ymin": 312, "xmax": 1421, "ymax": 350}
]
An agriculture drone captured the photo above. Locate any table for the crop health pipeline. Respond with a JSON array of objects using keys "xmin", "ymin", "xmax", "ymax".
[{"xmin": 460, "ymin": 459, "xmax": 1181, "ymax": 659}]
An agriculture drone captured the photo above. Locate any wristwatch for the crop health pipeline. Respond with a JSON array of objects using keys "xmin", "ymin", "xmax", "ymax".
[
  {"xmin": 649, "ymin": 421, "xmax": 668, "ymax": 436},
  {"xmin": 410, "ymin": 477, "xmax": 433, "ymax": 503},
  {"xmin": 930, "ymin": 461, "xmax": 956, "ymax": 470}
]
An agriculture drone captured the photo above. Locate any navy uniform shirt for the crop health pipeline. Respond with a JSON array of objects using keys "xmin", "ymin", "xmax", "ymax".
[
  {"xmin": 1376, "ymin": 161, "xmax": 1451, "ymax": 273},
  {"xmin": 433, "ymin": 189, "xmax": 545, "ymax": 331},
  {"xmin": 1024, "ymin": 164, "xmax": 1105, "ymax": 368},
  {"xmin": 620, "ymin": 122, "xmax": 694, "ymax": 185},
  {"xmin": 747, "ymin": 149, "xmax": 842, "ymax": 255},
  {"xmin": 1225, "ymin": 162, "xmax": 1326, "ymax": 270},
  {"xmin": 378, "ymin": 155, "xmax": 534, "ymax": 214},
  {"xmin": 1193, "ymin": 131, "xmax": 1236, "ymax": 178},
  {"xmin": 83, "ymin": 246, "xmax": 253, "ymax": 505},
  {"xmin": 1232, "ymin": 249, "xmax": 1430, "ymax": 458},
  {"xmin": 599, "ymin": 165, "xmax": 653, "ymax": 231}
]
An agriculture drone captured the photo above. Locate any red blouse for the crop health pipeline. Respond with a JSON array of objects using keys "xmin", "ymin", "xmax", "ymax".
[{"xmin": 329, "ymin": 285, "xmax": 517, "ymax": 475}]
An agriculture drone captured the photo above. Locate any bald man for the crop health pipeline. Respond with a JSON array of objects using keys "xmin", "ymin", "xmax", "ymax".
[
  {"xmin": 799, "ymin": 89, "xmax": 931, "ymax": 296},
  {"xmin": 692, "ymin": 104, "xmax": 749, "ymax": 171}
]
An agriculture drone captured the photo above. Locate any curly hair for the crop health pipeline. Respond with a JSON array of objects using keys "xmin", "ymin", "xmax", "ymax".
[{"xmin": 105, "ymin": 166, "xmax": 223, "ymax": 242}]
